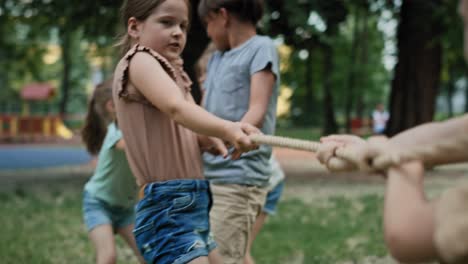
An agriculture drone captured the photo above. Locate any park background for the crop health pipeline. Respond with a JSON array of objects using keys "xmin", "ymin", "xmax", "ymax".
[{"xmin": 1, "ymin": 0, "xmax": 468, "ymax": 263}]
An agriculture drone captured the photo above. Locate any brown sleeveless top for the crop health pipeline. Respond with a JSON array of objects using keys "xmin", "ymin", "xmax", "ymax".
[{"xmin": 112, "ymin": 44, "xmax": 203, "ymax": 186}]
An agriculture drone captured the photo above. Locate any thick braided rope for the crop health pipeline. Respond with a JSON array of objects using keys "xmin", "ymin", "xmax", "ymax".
[
  {"xmin": 249, "ymin": 134, "xmax": 359, "ymax": 170},
  {"xmin": 249, "ymin": 134, "xmax": 468, "ymax": 172},
  {"xmin": 249, "ymin": 134, "xmax": 320, "ymax": 152}
]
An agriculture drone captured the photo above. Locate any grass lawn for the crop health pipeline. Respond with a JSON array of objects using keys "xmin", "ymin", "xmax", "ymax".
[
  {"xmin": 0, "ymin": 180, "xmax": 394, "ymax": 264},
  {"xmin": 251, "ymin": 196, "xmax": 387, "ymax": 263},
  {"xmin": 275, "ymin": 127, "xmax": 322, "ymax": 141}
]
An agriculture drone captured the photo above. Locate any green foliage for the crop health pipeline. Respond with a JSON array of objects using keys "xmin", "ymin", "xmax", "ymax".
[
  {"xmin": 265, "ymin": 1, "xmax": 391, "ymax": 127},
  {"xmin": 438, "ymin": 0, "xmax": 467, "ymax": 115},
  {"xmin": 332, "ymin": 5, "xmax": 390, "ymax": 113},
  {"xmin": 275, "ymin": 126, "xmax": 321, "ymax": 141},
  {"xmin": 0, "ymin": 0, "xmax": 121, "ymax": 114},
  {"xmin": 1, "ymin": 0, "xmax": 465, "ymax": 126},
  {"xmin": 0, "ymin": 1, "xmax": 49, "ymax": 99}
]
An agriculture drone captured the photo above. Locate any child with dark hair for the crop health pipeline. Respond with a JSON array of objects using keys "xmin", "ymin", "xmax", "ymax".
[
  {"xmin": 198, "ymin": 0, "xmax": 280, "ymax": 262},
  {"xmin": 195, "ymin": 42, "xmax": 285, "ymax": 264}
]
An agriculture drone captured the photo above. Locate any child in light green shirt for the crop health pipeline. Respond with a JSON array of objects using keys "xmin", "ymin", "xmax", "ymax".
[{"xmin": 81, "ymin": 79, "xmax": 144, "ymax": 264}]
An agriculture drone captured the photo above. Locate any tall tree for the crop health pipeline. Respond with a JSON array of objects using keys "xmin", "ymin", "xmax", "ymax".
[
  {"xmin": 439, "ymin": 0, "xmax": 465, "ymax": 116},
  {"xmin": 317, "ymin": 0, "xmax": 347, "ymax": 134},
  {"xmin": 23, "ymin": 0, "xmax": 121, "ymax": 114},
  {"xmin": 266, "ymin": 0, "xmax": 347, "ymax": 130},
  {"xmin": 266, "ymin": 0, "xmax": 322, "ymax": 126},
  {"xmin": 344, "ymin": 8, "xmax": 362, "ymax": 132},
  {"xmin": 386, "ymin": 0, "xmax": 443, "ymax": 135}
]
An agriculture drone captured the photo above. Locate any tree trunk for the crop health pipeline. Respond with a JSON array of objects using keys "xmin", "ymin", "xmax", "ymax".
[
  {"xmin": 446, "ymin": 67, "xmax": 455, "ymax": 117},
  {"xmin": 59, "ymin": 29, "xmax": 71, "ymax": 115},
  {"xmin": 0, "ymin": 1, "xmax": 10, "ymax": 101},
  {"xmin": 304, "ymin": 49, "xmax": 315, "ymax": 125},
  {"xmin": 386, "ymin": 0, "xmax": 442, "ymax": 136},
  {"xmin": 356, "ymin": 7, "xmax": 369, "ymax": 120},
  {"xmin": 323, "ymin": 45, "xmax": 338, "ymax": 134},
  {"xmin": 345, "ymin": 10, "xmax": 360, "ymax": 133},
  {"xmin": 465, "ymin": 72, "xmax": 468, "ymax": 112},
  {"xmin": 344, "ymin": 9, "xmax": 361, "ymax": 132}
]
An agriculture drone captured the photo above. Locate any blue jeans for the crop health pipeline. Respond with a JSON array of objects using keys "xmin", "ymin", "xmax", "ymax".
[
  {"xmin": 263, "ymin": 181, "xmax": 285, "ymax": 215},
  {"xmin": 82, "ymin": 191, "xmax": 135, "ymax": 232},
  {"xmin": 133, "ymin": 179, "xmax": 216, "ymax": 264}
]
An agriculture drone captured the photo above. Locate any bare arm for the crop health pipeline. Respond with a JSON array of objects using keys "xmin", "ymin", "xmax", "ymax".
[
  {"xmin": 240, "ymin": 70, "xmax": 275, "ymax": 128},
  {"xmin": 388, "ymin": 114, "xmax": 468, "ymax": 165},
  {"xmin": 115, "ymin": 138, "xmax": 126, "ymax": 150},
  {"xmin": 129, "ymin": 52, "xmax": 255, "ymax": 148},
  {"xmin": 319, "ymin": 114, "xmax": 468, "ymax": 170},
  {"xmin": 186, "ymin": 94, "xmax": 228, "ymax": 157},
  {"xmin": 383, "ymin": 161, "xmax": 438, "ymax": 263}
]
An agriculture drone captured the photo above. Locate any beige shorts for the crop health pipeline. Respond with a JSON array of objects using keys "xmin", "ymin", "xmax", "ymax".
[
  {"xmin": 434, "ymin": 182, "xmax": 468, "ymax": 264},
  {"xmin": 209, "ymin": 183, "xmax": 267, "ymax": 264}
]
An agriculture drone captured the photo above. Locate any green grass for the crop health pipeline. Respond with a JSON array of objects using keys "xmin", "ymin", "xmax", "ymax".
[
  {"xmin": 0, "ymin": 185, "xmax": 137, "ymax": 264},
  {"xmin": 251, "ymin": 195, "xmax": 387, "ymax": 263},
  {"xmin": 275, "ymin": 127, "xmax": 322, "ymax": 141},
  {"xmin": 0, "ymin": 184, "xmax": 388, "ymax": 263}
]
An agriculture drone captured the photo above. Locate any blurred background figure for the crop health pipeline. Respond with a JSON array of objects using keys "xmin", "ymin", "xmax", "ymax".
[{"xmin": 372, "ymin": 103, "xmax": 389, "ymax": 135}]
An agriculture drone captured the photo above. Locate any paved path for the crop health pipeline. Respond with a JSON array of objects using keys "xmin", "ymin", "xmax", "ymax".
[
  {"xmin": 1, "ymin": 144, "xmax": 467, "ymax": 191},
  {"xmin": 0, "ymin": 144, "xmax": 314, "ymax": 170},
  {"xmin": 0, "ymin": 145, "xmax": 92, "ymax": 169}
]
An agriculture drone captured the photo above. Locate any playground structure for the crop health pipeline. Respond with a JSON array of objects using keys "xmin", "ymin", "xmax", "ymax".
[
  {"xmin": 0, "ymin": 83, "xmax": 74, "ymax": 142},
  {"xmin": 350, "ymin": 117, "xmax": 372, "ymax": 136}
]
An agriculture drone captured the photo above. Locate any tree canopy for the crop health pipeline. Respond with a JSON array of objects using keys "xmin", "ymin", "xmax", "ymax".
[{"xmin": 1, "ymin": 0, "xmax": 465, "ymax": 135}]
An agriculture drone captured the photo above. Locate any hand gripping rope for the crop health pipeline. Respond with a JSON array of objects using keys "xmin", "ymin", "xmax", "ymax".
[{"xmin": 249, "ymin": 134, "xmax": 468, "ymax": 172}]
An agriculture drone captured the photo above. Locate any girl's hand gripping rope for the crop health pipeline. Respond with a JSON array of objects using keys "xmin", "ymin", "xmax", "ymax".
[
  {"xmin": 318, "ymin": 135, "xmax": 366, "ymax": 172},
  {"xmin": 198, "ymin": 135, "xmax": 229, "ymax": 158},
  {"xmin": 224, "ymin": 122, "xmax": 261, "ymax": 160},
  {"xmin": 319, "ymin": 135, "xmax": 401, "ymax": 173}
]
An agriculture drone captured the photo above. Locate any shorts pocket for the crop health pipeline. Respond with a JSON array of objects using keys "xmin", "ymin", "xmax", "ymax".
[{"xmin": 171, "ymin": 193, "xmax": 196, "ymax": 213}]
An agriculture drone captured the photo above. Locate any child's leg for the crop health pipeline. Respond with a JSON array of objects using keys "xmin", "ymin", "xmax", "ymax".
[
  {"xmin": 116, "ymin": 224, "xmax": 145, "ymax": 264},
  {"xmin": 245, "ymin": 180, "xmax": 284, "ymax": 264},
  {"xmin": 209, "ymin": 183, "xmax": 267, "ymax": 264},
  {"xmin": 244, "ymin": 212, "xmax": 267, "ymax": 264},
  {"xmin": 177, "ymin": 248, "xmax": 222, "ymax": 264},
  {"xmin": 208, "ymin": 248, "xmax": 223, "ymax": 264},
  {"xmin": 83, "ymin": 191, "xmax": 118, "ymax": 264},
  {"xmin": 186, "ymin": 256, "xmax": 209, "ymax": 264},
  {"xmin": 89, "ymin": 224, "xmax": 117, "ymax": 264},
  {"xmin": 384, "ymin": 161, "xmax": 438, "ymax": 263}
]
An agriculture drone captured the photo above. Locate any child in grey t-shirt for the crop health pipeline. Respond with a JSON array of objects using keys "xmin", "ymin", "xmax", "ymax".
[{"xmin": 198, "ymin": 0, "xmax": 280, "ymax": 262}]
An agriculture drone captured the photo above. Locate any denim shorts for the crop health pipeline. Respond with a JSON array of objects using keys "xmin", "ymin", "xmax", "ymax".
[
  {"xmin": 263, "ymin": 181, "xmax": 285, "ymax": 215},
  {"xmin": 134, "ymin": 179, "xmax": 216, "ymax": 264},
  {"xmin": 82, "ymin": 191, "xmax": 135, "ymax": 232}
]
